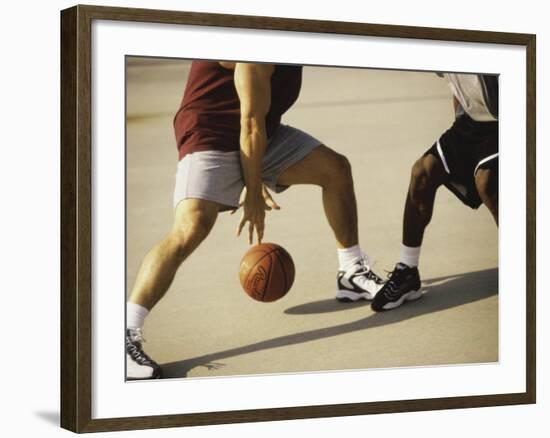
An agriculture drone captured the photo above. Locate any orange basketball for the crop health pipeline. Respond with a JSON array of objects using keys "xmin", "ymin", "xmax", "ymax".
[{"xmin": 239, "ymin": 243, "xmax": 295, "ymax": 302}]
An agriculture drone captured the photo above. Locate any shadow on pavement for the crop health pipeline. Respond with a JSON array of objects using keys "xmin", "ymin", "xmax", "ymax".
[
  {"xmin": 284, "ymin": 269, "xmax": 492, "ymax": 315},
  {"xmin": 285, "ymin": 297, "xmax": 371, "ymax": 315},
  {"xmin": 161, "ymin": 267, "xmax": 497, "ymax": 378}
]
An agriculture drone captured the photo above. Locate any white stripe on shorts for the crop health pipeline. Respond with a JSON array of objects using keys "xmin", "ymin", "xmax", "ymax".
[
  {"xmin": 473, "ymin": 152, "xmax": 498, "ymax": 176},
  {"xmin": 436, "ymin": 140, "xmax": 451, "ymax": 174}
]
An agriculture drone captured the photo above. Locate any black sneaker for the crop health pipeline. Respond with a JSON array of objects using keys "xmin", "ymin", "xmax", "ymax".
[
  {"xmin": 335, "ymin": 258, "xmax": 384, "ymax": 302},
  {"xmin": 126, "ymin": 328, "xmax": 162, "ymax": 380},
  {"xmin": 371, "ymin": 263, "xmax": 423, "ymax": 311}
]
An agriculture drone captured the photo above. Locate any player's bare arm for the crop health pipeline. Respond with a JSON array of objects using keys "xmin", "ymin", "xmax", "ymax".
[{"xmin": 234, "ymin": 63, "xmax": 275, "ymax": 244}]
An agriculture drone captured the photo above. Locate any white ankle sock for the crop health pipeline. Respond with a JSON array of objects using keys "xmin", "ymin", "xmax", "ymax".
[
  {"xmin": 400, "ymin": 245, "xmax": 421, "ymax": 268},
  {"xmin": 127, "ymin": 302, "xmax": 149, "ymax": 329},
  {"xmin": 337, "ymin": 244, "xmax": 363, "ymax": 270}
]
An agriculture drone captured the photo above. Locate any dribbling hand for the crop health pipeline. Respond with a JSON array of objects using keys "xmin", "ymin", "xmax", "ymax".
[{"xmin": 232, "ymin": 185, "xmax": 280, "ymax": 244}]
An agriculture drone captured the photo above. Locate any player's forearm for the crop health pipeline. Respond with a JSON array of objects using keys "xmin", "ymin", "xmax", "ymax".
[{"xmin": 240, "ymin": 116, "xmax": 267, "ymax": 198}]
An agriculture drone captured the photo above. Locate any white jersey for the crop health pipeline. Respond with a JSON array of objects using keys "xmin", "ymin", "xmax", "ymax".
[{"xmin": 443, "ymin": 73, "xmax": 498, "ymax": 122}]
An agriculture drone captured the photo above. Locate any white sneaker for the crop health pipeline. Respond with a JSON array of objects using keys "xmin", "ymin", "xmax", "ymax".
[
  {"xmin": 335, "ymin": 259, "xmax": 384, "ymax": 302},
  {"xmin": 126, "ymin": 328, "xmax": 162, "ymax": 380}
]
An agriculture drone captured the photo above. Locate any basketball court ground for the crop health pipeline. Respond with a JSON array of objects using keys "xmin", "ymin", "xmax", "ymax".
[{"xmin": 126, "ymin": 59, "xmax": 498, "ymax": 378}]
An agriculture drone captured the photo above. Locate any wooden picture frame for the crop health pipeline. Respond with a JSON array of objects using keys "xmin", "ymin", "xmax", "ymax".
[{"xmin": 60, "ymin": 4, "xmax": 536, "ymax": 433}]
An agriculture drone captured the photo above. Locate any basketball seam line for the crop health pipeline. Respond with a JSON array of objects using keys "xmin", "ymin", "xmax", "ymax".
[
  {"xmin": 262, "ymin": 252, "xmax": 275, "ymax": 302},
  {"xmin": 274, "ymin": 250, "xmax": 288, "ymax": 294},
  {"xmin": 243, "ymin": 248, "xmax": 281, "ymax": 299}
]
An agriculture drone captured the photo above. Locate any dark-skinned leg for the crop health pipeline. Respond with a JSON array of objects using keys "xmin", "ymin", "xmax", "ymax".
[
  {"xmin": 371, "ymin": 154, "xmax": 446, "ymax": 312},
  {"xmin": 402, "ymin": 154, "xmax": 447, "ymax": 248},
  {"xmin": 475, "ymin": 167, "xmax": 498, "ymax": 226}
]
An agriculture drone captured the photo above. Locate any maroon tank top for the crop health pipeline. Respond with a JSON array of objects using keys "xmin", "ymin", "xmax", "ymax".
[{"xmin": 173, "ymin": 61, "xmax": 303, "ymax": 160}]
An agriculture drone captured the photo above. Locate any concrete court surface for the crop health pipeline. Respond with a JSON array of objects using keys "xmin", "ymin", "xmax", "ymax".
[{"xmin": 126, "ymin": 58, "xmax": 498, "ymax": 379}]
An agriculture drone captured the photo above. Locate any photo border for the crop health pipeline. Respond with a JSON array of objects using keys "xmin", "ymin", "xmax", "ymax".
[{"xmin": 60, "ymin": 4, "xmax": 536, "ymax": 433}]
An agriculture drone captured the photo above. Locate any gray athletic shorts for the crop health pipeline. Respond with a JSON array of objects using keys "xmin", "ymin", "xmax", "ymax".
[{"xmin": 173, "ymin": 124, "xmax": 322, "ymax": 210}]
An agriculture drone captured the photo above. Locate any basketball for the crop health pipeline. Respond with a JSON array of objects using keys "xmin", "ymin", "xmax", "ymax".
[{"xmin": 239, "ymin": 243, "xmax": 295, "ymax": 302}]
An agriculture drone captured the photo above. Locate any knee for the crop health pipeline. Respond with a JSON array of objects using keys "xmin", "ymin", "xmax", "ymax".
[
  {"xmin": 409, "ymin": 156, "xmax": 442, "ymax": 199},
  {"xmin": 170, "ymin": 214, "xmax": 215, "ymax": 259},
  {"xmin": 475, "ymin": 168, "xmax": 498, "ymax": 209},
  {"xmin": 319, "ymin": 152, "xmax": 352, "ymax": 188}
]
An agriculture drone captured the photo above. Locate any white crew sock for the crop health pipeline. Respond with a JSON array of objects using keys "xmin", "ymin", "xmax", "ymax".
[
  {"xmin": 127, "ymin": 302, "xmax": 150, "ymax": 330},
  {"xmin": 400, "ymin": 245, "xmax": 421, "ymax": 268},
  {"xmin": 337, "ymin": 244, "xmax": 363, "ymax": 271}
]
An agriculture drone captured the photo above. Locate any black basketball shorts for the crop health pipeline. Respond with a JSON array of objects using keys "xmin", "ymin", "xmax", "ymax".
[{"xmin": 425, "ymin": 113, "xmax": 498, "ymax": 209}]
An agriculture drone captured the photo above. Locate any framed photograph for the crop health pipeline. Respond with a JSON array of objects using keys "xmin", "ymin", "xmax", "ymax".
[{"xmin": 60, "ymin": 4, "xmax": 536, "ymax": 433}]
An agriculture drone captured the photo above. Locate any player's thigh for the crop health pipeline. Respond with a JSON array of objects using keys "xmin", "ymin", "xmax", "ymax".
[
  {"xmin": 474, "ymin": 167, "xmax": 498, "ymax": 202},
  {"xmin": 410, "ymin": 153, "xmax": 446, "ymax": 190},
  {"xmin": 172, "ymin": 198, "xmax": 220, "ymax": 242},
  {"xmin": 276, "ymin": 144, "xmax": 350, "ymax": 187}
]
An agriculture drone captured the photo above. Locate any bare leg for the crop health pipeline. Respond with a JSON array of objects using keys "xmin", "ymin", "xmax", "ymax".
[
  {"xmin": 475, "ymin": 167, "xmax": 499, "ymax": 226},
  {"xmin": 277, "ymin": 145, "xmax": 358, "ymax": 249},
  {"xmin": 128, "ymin": 198, "xmax": 219, "ymax": 310},
  {"xmin": 402, "ymin": 154, "xmax": 446, "ymax": 247}
]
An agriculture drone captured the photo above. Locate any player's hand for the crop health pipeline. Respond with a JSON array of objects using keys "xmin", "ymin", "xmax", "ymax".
[
  {"xmin": 231, "ymin": 185, "xmax": 281, "ymax": 214},
  {"xmin": 236, "ymin": 191, "xmax": 268, "ymax": 244},
  {"xmin": 261, "ymin": 185, "xmax": 280, "ymax": 211}
]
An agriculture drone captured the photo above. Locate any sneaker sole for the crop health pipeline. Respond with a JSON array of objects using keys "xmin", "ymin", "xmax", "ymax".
[
  {"xmin": 126, "ymin": 369, "xmax": 163, "ymax": 381},
  {"xmin": 379, "ymin": 289, "xmax": 423, "ymax": 310},
  {"xmin": 335, "ymin": 289, "xmax": 374, "ymax": 302},
  {"xmin": 127, "ymin": 374, "xmax": 162, "ymax": 381}
]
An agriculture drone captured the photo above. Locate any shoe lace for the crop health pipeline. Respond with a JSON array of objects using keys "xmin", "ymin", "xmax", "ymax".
[
  {"xmin": 383, "ymin": 268, "xmax": 406, "ymax": 298},
  {"xmin": 366, "ymin": 267, "xmax": 384, "ymax": 284},
  {"xmin": 126, "ymin": 328, "xmax": 156, "ymax": 366},
  {"xmin": 351, "ymin": 258, "xmax": 384, "ymax": 285}
]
